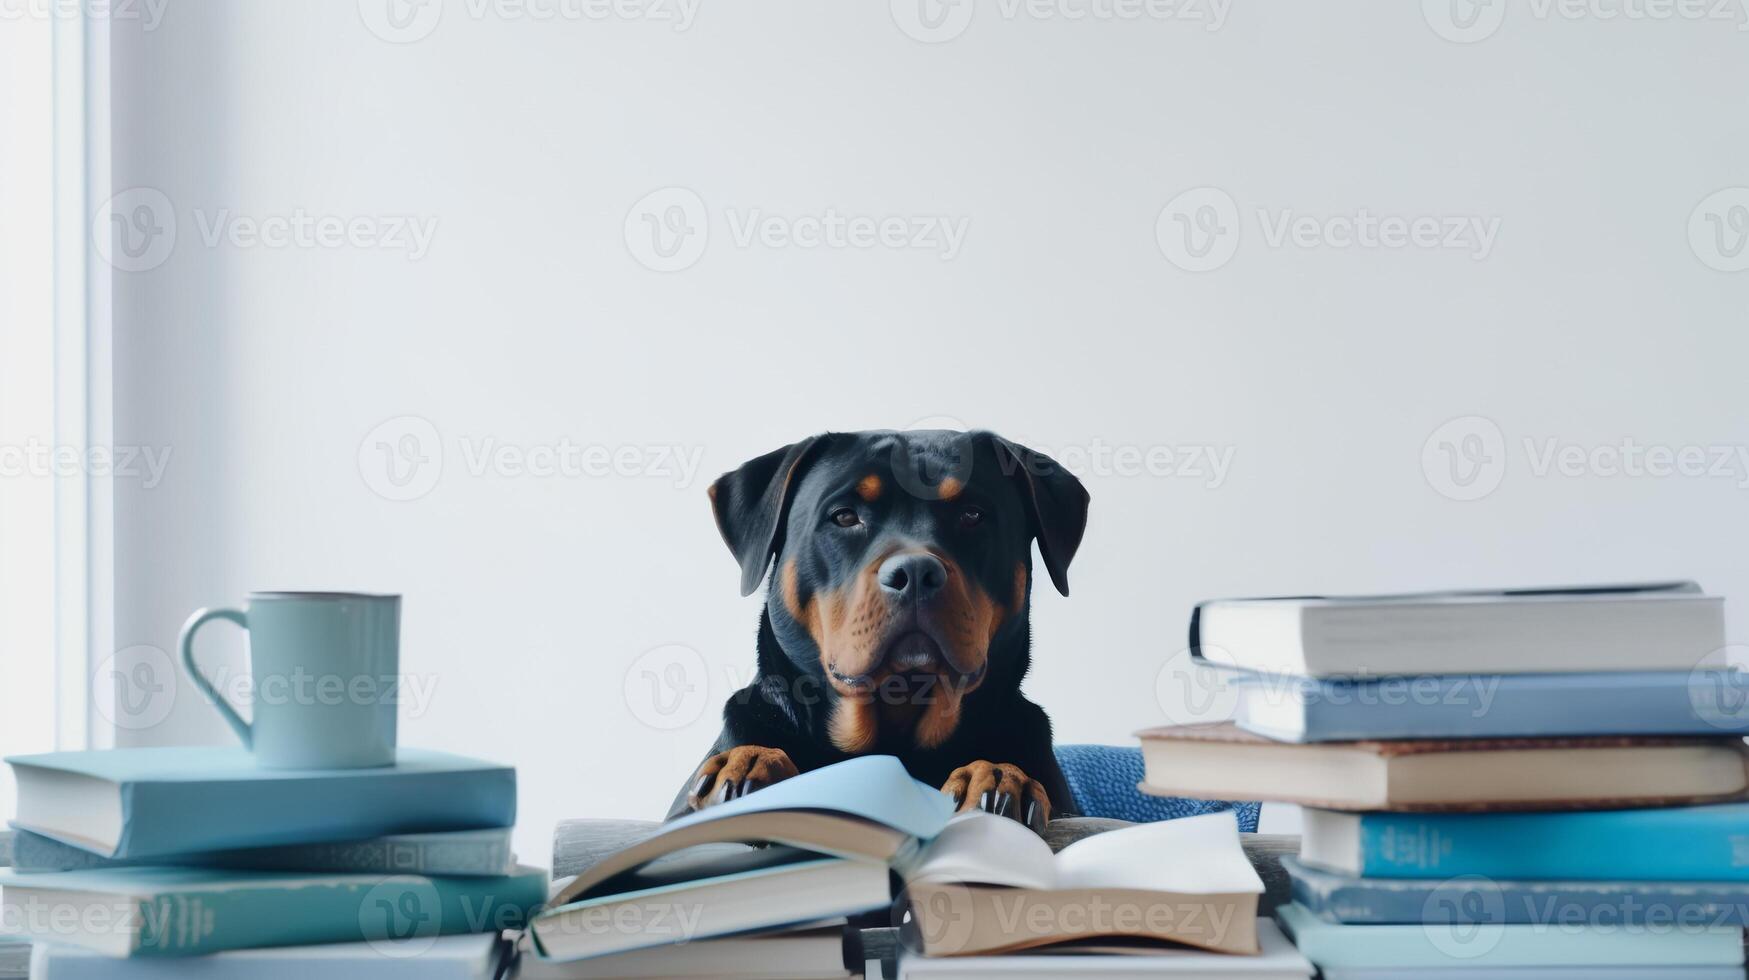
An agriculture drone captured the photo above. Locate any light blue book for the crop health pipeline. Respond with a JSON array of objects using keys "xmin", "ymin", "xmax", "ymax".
[
  {"xmin": 1277, "ymin": 902, "xmax": 1745, "ymax": 969},
  {"xmin": 29, "ymin": 933, "xmax": 505, "ymax": 978},
  {"xmin": 9, "ymin": 827, "xmax": 515, "ymax": 876},
  {"xmin": 533, "ymin": 755, "xmax": 955, "ymax": 962},
  {"xmin": 1284, "ymin": 855, "xmax": 1749, "ymax": 926},
  {"xmin": 0, "ymin": 865, "xmax": 546, "ymax": 957},
  {"xmin": 1222, "ymin": 668, "xmax": 1749, "ymax": 742},
  {"xmin": 1302, "ymin": 805, "xmax": 1749, "ymax": 880},
  {"xmin": 5, "ymin": 747, "xmax": 515, "ymax": 859}
]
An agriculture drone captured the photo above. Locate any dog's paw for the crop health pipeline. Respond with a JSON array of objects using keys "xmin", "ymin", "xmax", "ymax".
[
  {"xmin": 687, "ymin": 746, "xmax": 799, "ymax": 811},
  {"xmin": 941, "ymin": 761, "xmax": 1050, "ymax": 833}
]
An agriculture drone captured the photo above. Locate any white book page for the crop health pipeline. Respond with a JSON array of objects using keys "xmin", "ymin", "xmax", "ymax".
[
  {"xmin": 906, "ymin": 811, "xmax": 1055, "ymax": 889},
  {"xmin": 1053, "ymin": 812, "xmax": 1264, "ymax": 894}
]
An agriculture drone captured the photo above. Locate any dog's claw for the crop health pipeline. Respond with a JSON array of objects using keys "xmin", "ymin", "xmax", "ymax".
[
  {"xmin": 687, "ymin": 746, "xmax": 799, "ymax": 812},
  {"xmin": 941, "ymin": 760, "xmax": 1052, "ymax": 834}
]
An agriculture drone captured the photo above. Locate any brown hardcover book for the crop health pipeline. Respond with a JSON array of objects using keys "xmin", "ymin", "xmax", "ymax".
[{"xmin": 1136, "ymin": 722, "xmax": 1749, "ymax": 812}]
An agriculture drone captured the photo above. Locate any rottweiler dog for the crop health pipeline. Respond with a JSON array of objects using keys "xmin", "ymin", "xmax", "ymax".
[{"xmin": 669, "ymin": 429, "xmax": 1089, "ymax": 832}]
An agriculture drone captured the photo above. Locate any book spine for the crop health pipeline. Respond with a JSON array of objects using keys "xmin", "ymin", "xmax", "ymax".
[
  {"xmin": 1292, "ymin": 873, "xmax": 1749, "ymax": 926},
  {"xmin": 1355, "ymin": 810, "xmax": 1749, "ymax": 880},
  {"xmin": 1246, "ymin": 672, "xmax": 1749, "ymax": 742},
  {"xmin": 14, "ymin": 830, "xmax": 513, "ymax": 876},
  {"xmin": 119, "ymin": 768, "xmax": 516, "ymax": 859},
  {"xmin": 131, "ymin": 871, "xmax": 544, "ymax": 957}
]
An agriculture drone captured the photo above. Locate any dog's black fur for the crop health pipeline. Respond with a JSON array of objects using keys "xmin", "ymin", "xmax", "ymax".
[{"xmin": 668, "ymin": 430, "xmax": 1089, "ymax": 831}]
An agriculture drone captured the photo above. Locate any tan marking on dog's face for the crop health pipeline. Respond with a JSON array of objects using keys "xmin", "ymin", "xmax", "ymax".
[
  {"xmin": 936, "ymin": 476, "xmax": 963, "ymax": 500},
  {"xmin": 913, "ymin": 687, "xmax": 964, "ymax": 748},
  {"xmin": 856, "ymin": 474, "xmax": 882, "ymax": 501},
  {"xmin": 829, "ymin": 698, "xmax": 879, "ymax": 753},
  {"xmin": 812, "ymin": 563, "xmax": 894, "ymax": 691},
  {"xmin": 1011, "ymin": 562, "xmax": 1028, "ymax": 617},
  {"xmin": 782, "ymin": 559, "xmax": 807, "ymax": 622}
]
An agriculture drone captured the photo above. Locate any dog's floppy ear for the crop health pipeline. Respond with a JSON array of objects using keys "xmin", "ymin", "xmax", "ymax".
[
  {"xmin": 709, "ymin": 436, "xmax": 825, "ymax": 597},
  {"xmin": 985, "ymin": 434, "xmax": 1089, "ymax": 597}
]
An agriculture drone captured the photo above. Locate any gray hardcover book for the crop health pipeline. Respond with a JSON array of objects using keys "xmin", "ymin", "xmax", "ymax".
[{"xmin": 11, "ymin": 826, "xmax": 514, "ymax": 876}]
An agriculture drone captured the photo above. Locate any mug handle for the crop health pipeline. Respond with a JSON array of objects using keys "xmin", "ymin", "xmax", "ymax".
[{"xmin": 178, "ymin": 607, "xmax": 253, "ymax": 749}]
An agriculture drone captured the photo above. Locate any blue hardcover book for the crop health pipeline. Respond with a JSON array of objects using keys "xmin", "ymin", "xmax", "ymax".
[
  {"xmin": 5, "ymin": 747, "xmax": 515, "ymax": 859},
  {"xmin": 1225, "ymin": 669, "xmax": 1749, "ymax": 742},
  {"xmin": 29, "ymin": 933, "xmax": 505, "ymax": 979},
  {"xmin": 1284, "ymin": 855, "xmax": 1749, "ymax": 926},
  {"xmin": 0, "ymin": 865, "xmax": 545, "ymax": 957},
  {"xmin": 1302, "ymin": 804, "xmax": 1749, "ymax": 880},
  {"xmin": 1276, "ymin": 902, "xmax": 1744, "ymax": 969},
  {"xmin": 9, "ymin": 826, "xmax": 515, "ymax": 876}
]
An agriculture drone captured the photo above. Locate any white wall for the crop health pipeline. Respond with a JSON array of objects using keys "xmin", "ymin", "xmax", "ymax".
[{"xmin": 104, "ymin": 0, "xmax": 1749, "ymax": 860}]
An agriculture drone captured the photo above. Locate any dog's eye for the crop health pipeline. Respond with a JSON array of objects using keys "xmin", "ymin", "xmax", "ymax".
[
  {"xmin": 958, "ymin": 506, "xmax": 984, "ymax": 528},
  {"xmin": 831, "ymin": 508, "xmax": 861, "ymax": 528}
]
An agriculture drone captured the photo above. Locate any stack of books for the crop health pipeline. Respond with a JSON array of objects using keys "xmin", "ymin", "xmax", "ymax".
[
  {"xmin": 517, "ymin": 755, "xmax": 1312, "ymax": 979},
  {"xmin": 0, "ymin": 746, "xmax": 542, "ymax": 978},
  {"xmin": 1139, "ymin": 581, "xmax": 1749, "ymax": 978}
]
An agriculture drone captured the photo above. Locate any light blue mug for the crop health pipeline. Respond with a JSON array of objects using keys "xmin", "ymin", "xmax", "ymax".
[{"xmin": 179, "ymin": 591, "xmax": 401, "ymax": 769}]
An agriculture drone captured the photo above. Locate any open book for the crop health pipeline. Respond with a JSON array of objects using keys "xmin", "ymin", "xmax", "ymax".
[
  {"xmin": 900, "ymin": 810, "xmax": 1263, "ymax": 957},
  {"xmin": 528, "ymin": 756, "xmax": 954, "ymax": 963}
]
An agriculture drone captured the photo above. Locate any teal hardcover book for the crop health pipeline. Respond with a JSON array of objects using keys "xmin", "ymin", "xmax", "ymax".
[
  {"xmin": 28, "ymin": 933, "xmax": 505, "ymax": 978},
  {"xmin": 0, "ymin": 865, "xmax": 546, "ymax": 957},
  {"xmin": 1277, "ymin": 902, "xmax": 1745, "ymax": 969},
  {"xmin": 9, "ymin": 827, "xmax": 515, "ymax": 876},
  {"xmin": 5, "ymin": 747, "xmax": 515, "ymax": 859},
  {"xmin": 1302, "ymin": 805, "xmax": 1749, "ymax": 880}
]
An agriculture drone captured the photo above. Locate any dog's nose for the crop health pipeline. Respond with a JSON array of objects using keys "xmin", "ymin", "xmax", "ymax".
[{"xmin": 878, "ymin": 552, "xmax": 947, "ymax": 602}]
